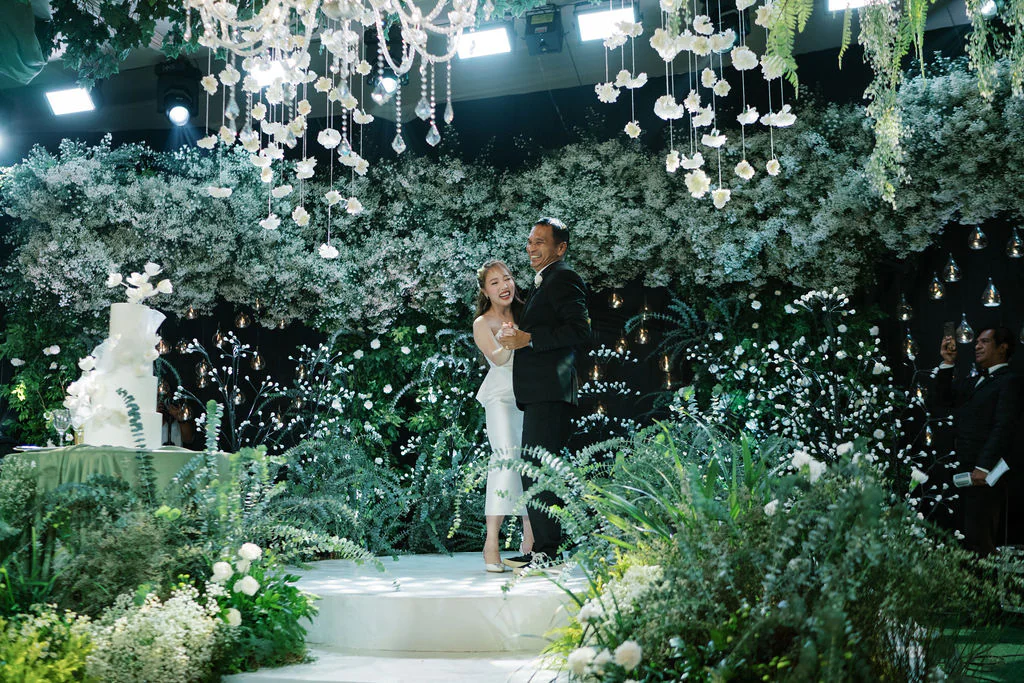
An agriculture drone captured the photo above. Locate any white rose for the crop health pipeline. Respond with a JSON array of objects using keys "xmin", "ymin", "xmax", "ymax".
[
  {"xmin": 345, "ymin": 197, "xmax": 364, "ymax": 215},
  {"xmin": 234, "ymin": 575, "xmax": 261, "ymax": 596},
  {"xmin": 239, "ymin": 542, "xmax": 263, "ymax": 561},
  {"xmin": 272, "ymin": 184, "xmax": 294, "ymax": 199},
  {"xmin": 735, "ymin": 159, "xmax": 755, "ymax": 180},
  {"xmin": 212, "ymin": 561, "xmax": 234, "ymax": 583}
]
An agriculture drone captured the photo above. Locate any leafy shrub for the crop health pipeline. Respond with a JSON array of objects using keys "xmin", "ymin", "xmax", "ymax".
[{"xmin": 0, "ymin": 606, "xmax": 93, "ymax": 682}]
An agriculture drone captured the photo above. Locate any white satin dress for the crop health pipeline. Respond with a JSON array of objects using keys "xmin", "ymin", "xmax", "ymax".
[{"xmin": 476, "ymin": 335, "xmax": 527, "ymax": 516}]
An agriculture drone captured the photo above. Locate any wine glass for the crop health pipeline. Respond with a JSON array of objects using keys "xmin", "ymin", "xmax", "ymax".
[{"xmin": 51, "ymin": 408, "xmax": 72, "ymax": 445}]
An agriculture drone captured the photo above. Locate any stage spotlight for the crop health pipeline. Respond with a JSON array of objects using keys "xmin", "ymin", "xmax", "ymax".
[
  {"xmin": 45, "ymin": 87, "xmax": 95, "ymax": 115},
  {"xmin": 576, "ymin": 5, "xmax": 636, "ymax": 42},
  {"xmin": 156, "ymin": 60, "xmax": 200, "ymax": 127},
  {"xmin": 457, "ymin": 25, "xmax": 513, "ymax": 59}
]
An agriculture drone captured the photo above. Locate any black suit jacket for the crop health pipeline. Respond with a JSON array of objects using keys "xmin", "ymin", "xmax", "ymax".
[
  {"xmin": 512, "ymin": 260, "xmax": 592, "ymax": 406},
  {"xmin": 932, "ymin": 365, "xmax": 1022, "ymax": 471}
]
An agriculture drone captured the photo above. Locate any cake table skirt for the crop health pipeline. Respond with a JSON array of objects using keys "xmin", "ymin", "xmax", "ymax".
[{"xmin": 10, "ymin": 444, "xmax": 231, "ymax": 499}]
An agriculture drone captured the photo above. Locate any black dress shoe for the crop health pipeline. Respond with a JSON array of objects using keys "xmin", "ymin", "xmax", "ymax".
[{"xmin": 502, "ymin": 553, "xmax": 533, "ymax": 569}]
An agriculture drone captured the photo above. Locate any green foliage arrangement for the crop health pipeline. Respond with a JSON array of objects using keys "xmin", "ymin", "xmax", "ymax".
[{"xmin": 0, "ymin": 606, "xmax": 93, "ymax": 682}]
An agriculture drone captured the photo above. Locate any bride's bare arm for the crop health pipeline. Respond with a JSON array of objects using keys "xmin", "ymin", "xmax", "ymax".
[{"xmin": 473, "ymin": 317, "xmax": 513, "ymax": 366}]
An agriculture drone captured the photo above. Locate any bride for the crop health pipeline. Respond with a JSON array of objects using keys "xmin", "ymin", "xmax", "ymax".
[{"xmin": 472, "ymin": 259, "xmax": 534, "ymax": 572}]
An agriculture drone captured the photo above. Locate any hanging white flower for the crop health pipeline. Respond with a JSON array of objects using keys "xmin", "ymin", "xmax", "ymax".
[
  {"xmin": 319, "ymin": 243, "xmax": 339, "ymax": 259},
  {"xmin": 690, "ymin": 36, "xmax": 711, "ymax": 56},
  {"xmin": 292, "ymin": 206, "xmax": 310, "ymax": 226},
  {"xmin": 251, "ymin": 102, "xmax": 268, "ymax": 120},
  {"xmin": 772, "ymin": 104, "xmax": 797, "ymax": 127},
  {"xmin": 353, "ymin": 110, "xmax": 374, "ymax": 125},
  {"xmin": 760, "ymin": 111, "xmax": 777, "ymax": 126},
  {"xmin": 737, "ymin": 0, "xmax": 757, "ymax": 9},
  {"xmin": 701, "ymin": 130, "xmax": 727, "ymax": 148},
  {"xmin": 260, "ymin": 213, "xmax": 280, "ymax": 230},
  {"xmin": 701, "ymin": 68, "xmax": 717, "ymax": 88},
  {"xmin": 693, "ymin": 14, "xmax": 715, "ymax": 35},
  {"xmin": 650, "ymin": 28, "xmax": 684, "ymax": 62},
  {"xmin": 324, "ymin": 190, "xmax": 343, "ymax": 206},
  {"xmin": 260, "ymin": 167, "xmax": 274, "ymax": 183},
  {"xmin": 201, "ymin": 74, "xmax": 219, "ymax": 95},
  {"xmin": 356, "ymin": 60, "xmax": 372, "ymax": 76},
  {"xmin": 755, "ymin": 1, "xmax": 778, "ymax": 28},
  {"xmin": 354, "ymin": 158, "xmax": 369, "ymax": 176},
  {"xmin": 713, "ymin": 80, "xmax": 732, "ymax": 97},
  {"xmin": 683, "ymin": 90, "xmax": 701, "ymax": 112},
  {"xmin": 345, "ymin": 197, "xmax": 364, "ymax": 214},
  {"xmin": 242, "ymin": 74, "xmax": 260, "ymax": 93},
  {"xmin": 710, "ymin": 29, "xmax": 736, "ymax": 53},
  {"xmin": 314, "ymin": 76, "xmax": 332, "ymax": 93},
  {"xmin": 618, "ymin": 20, "xmax": 643, "ymax": 38},
  {"xmin": 219, "ymin": 64, "xmax": 241, "ymax": 86},
  {"xmin": 766, "ymin": 158, "xmax": 781, "ymax": 176},
  {"xmin": 288, "ymin": 117, "xmax": 307, "ymax": 137},
  {"xmin": 297, "ymin": 99, "xmax": 312, "ymax": 116},
  {"xmin": 206, "ymin": 186, "xmax": 233, "ymax": 198},
  {"xmin": 737, "ymin": 106, "xmax": 759, "ymax": 125},
  {"xmin": 239, "ymin": 130, "xmax": 260, "ymax": 153},
  {"xmin": 318, "ymin": 128, "xmax": 342, "ymax": 149},
  {"xmin": 654, "ymin": 94, "xmax": 684, "ymax": 120},
  {"xmin": 624, "ymin": 120, "xmax": 641, "ymax": 138},
  {"xmin": 614, "ymin": 69, "xmax": 632, "ymax": 88},
  {"xmin": 295, "ymin": 158, "xmax": 317, "ymax": 179},
  {"xmin": 730, "ymin": 45, "xmax": 758, "ymax": 71},
  {"xmin": 196, "ymin": 135, "xmax": 217, "ymax": 150},
  {"xmin": 761, "ymin": 54, "xmax": 786, "ymax": 81},
  {"xmin": 250, "ymin": 154, "xmax": 271, "ymax": 169},
  {"xmin": 327, "ymin": 87, "xmax": 342, "ymax": 103},
  {"xmin": 218, "ymin": 125, "xmax": 236, "ymax": 145},
  {"xmin": 272, "ymin": 184, "xmax": 293, "ymax": 199},
  {"xmin": 712, "ymin": 187, "xmax": 731, "ymax": 209},
  {"xmin": 264, "ymin": 144, "xmax": 284, "ymax": 160},
  {"xmin": 681, "ymin": 152, "xmax": 704, "ymax": 169},
  {"xmin": 691, "ymin": 107, "xmax": 714, "ymax": 128},
  {"xmin": 665, "ymin": 150, "xmax": 681, "ymax": 173},
  {"xmin": 595, "ymin": 82, "xmax": 620, "ymax": 104},
  {"xmin": 659, "ymin": 0, "xmax": 681, "ymax": 11},
  {"xmin": 735, "ymin": 159, "xmax": 755, "ymax": 180},
  {"xmin": 604, "ymin": 31, "xmax": 628, "ymax": 50},
  {"xmin": 341, "ymin": 93, "xmax": 359, "ymax": 110},
  {"xmin": 685, "ymin": 169, "xmax": 711, "ymax": 197}
]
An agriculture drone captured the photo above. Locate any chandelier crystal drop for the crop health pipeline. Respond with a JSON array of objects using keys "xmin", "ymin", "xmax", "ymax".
[{"xmin": 956, "ymin": 313, "xmax": 974, "ymax": 345}]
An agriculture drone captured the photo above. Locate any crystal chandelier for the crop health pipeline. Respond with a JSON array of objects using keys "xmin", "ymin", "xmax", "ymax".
[{"xmin": 185, "ymin": 0, "xmax": 479, "ymax": 252}]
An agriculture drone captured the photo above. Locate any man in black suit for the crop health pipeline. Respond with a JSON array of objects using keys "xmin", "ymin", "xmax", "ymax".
[
  {"xmin": 498, "ymin": 217, "xmax": 591, "ymax": 572},
  {"xmin": 934, "ymin": 326, "xmax": 1021, "ymax": 556}
]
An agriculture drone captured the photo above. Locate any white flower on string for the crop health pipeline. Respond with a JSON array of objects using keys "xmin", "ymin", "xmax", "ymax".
[
  {"xmin": 712, "ymin": 188, "xmax": 731, "ymax": 209},
  {"xmin": 318, "ymin": 128, "xmax": 342, "ymax": 149},
  {"xmin": 693, "ymin": 15, "xmax": 715, "ymax": 35},
  {"xmin": 650, "ymin": 28, "xmax": 684, "ymax": 62},
  {"xmin": 354, "ymin": 158, "xmax": 369, "ymax": 176},
  {"xmin": 737, "ymin": 0, "xmax": 757, "ymax": 9},
  {"xmin": 201, "ymin": 75, "xmax": 219, "ymax": 95},
  {"xmin": 665, "ymin": 150, "xmax": 681, "ymax": 173},
  {"xmin": 604, "ymin": 31, "xmax": 628, "ymax": 50},
  {"xmin": 356, "ymin": 60, "xmax": 372, "ymax": 76},
  {"xmin": 295, "ymin": 158, "xmax": 317, "ymax": 179},
  {"xmin": 654, "ymin": 95, "xmax": 684, "ymax": 120},
  {"xmin": 701, "ymin": 68, "xmax": 717, "ymax": 88},
  {"xmin": 755, "ymin": 1, "xmax": 779, "ymax": 28},
  {"xmin": 345, "ymin": 197, "xmax": 364, "ymax": 214},
  {"xmin": 735, "ymin": 160, "xmax": 755, "ymax": 180},
  {"xmin": 766, "ymin": 158, "xmax": 781, "ymax": 176},
  {"xmin": 772, "ymin": 104, "xmax": 797, "ymax": 127},
  {"xmin": 761, "ymin": 54, "xmax": 786, "ymax": 81},
  {"xmin": 353, "ymin": 110, "xmax": 374, "ymax": 125},
  {"xmin": 683, "ymin": 90, "xmax": 701, "ymax": 112},
  {"xmin": 206, "ymin": 186, "xmax": 233, "ymax": 198},
  {"xmin": 595, "ymin": 82, "xmax": 620, "ymax": 104},
  {"xmin": 618, "ymin": 20, "xmax": 643, "ymax": 38},
  {"xmin": 624, "ymin": 120, "xmax": 641, "ymax": 138},
  {"xmin": 341, "ymin": 93, "xmax": 359, "ymax": 110},
  {"xmin": 219, "ymin": 64, "xmax": 241, "ymax": 86},
  {"xmin": 713, "ymin": 80, "xmax": 731, "ymax": 97},
  {"xmin": 701, "ymin": 131, "xmax": 727, "ymax": 148},
  {"xmin": 272, "ymin": 184, "xmax": 293, "ymax": 199},
  {"xmin": 681, "ymin": 152, "xmax": 704, "ymax": 169},
  {"xmin": 690, "ymin": 36, "xmax": 712, "ymax": 55},
  {"xmin": 324, "ymin": 190, "xmax": 343, "ymax": 206},
  {"xmin": 251, "ymin": 102, "xmax": 268, "ymax": 120},
  {"xmin": 710, "ymin": 30, "xmax": 736, "ymax": 53},
  {"xmin": 314, "ymin": 76, "xmax": 332, "ymax": 92},
  {"xmin": 250, "ymin": 154, "xmax": 271, "ymax": 169},
  {"xmin": 260, "ymin": 214, "xmax": 281, "ymax": 230},
  {"xmin": 660, "ymin": 0, "xmax": 681, "ymax": 11},
  {"xmin": 691, "ymin": 107, "xmax": 714, "ymax": 128},
  {"xmin": 737, "ymin": 106, "xmax": 759, "ymax": 125},
  {"xmin": 197, "ymin": 135, "xmax": 217, "ymax": 150},
  {"xmin": 292, "ymin": 206, "xmax": 310, "ymax": 226},
  {"xmin": 730, "ymin": 45, "xmax": 758, "ymax": 71},
  {"xmin": 318, "ymin": 243, "xmax": 339, "ymax": 259},
  {"xmin": 239, "ymin": 130, "xmax": 260, "ymax": 153},
  {"xmin": 684, "ymin": 169, "xmax": 711, "ymax": 198},
  {"xmin": 260, "ymin": 167, "xmax": 273, "ymax": 183}
]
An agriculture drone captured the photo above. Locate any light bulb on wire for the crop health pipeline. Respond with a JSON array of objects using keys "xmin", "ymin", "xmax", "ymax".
[
  {"xmin": 956, "ymin": 313, "xmax": 975, "ymax": 344},
  {"xmin": 982, "ymin": 277, "xmax": 1001, "ymax": 307},
  {"xmin": 898, "ymin": 293, "xmax": 913, "ymax": 321},
  {"xmin": 942, "ymin": 254, "xmax": 961, "ymax": 282},
  {"xmin": 1008, "ymin": 228, "xmax": 1023, "ymax": 258},
  {"xmin": 968, "ymin": 225, "xmax": 988, "ymax": 250},
  {"xmin": 927, "ymin": 273, "xmax": 945, "ymax": 300}
]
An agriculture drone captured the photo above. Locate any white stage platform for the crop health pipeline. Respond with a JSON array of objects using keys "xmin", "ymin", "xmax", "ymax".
[{"xmin": 226, "ymin": 552, "xmax": 582, "ymax": 683}]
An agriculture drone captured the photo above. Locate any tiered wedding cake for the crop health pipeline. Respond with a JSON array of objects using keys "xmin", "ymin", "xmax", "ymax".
[{"xmin": 65, "ymin": 265, "xmax": 171, "ymax": 450}]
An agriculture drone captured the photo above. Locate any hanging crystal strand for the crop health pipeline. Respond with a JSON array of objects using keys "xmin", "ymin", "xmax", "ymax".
[
  {"xmin": 205, "ymin": 50, "xmax": 212, "ymax": 136},
  {"xmin": 443, "ymin": 62, "xmax": 454, "ymax": 124},
  {"xmin": 426, "ymin": 62, "xmax": 440, "ymax": 146},
  {"xmin": 739, "ymin": 4, "xmax": 748, "ymax": 161},
  {"xmin": 629, "ymin": 0, "xmax": 636, "ymax": 134},
  {"xmin": 392, "ymin": 79, "xmax": 406, "ymax": 153},
  {"xmin": 415, "ymin": 61, "xmax": 431, "ymax": 120}
]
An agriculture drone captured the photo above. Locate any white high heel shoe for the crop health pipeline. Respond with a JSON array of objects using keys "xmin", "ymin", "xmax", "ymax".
[{"xmin": 485, "ymin": 562, "xmax": 507, "ymax": 573}]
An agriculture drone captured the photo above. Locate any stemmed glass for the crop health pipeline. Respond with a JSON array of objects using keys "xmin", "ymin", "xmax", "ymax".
[{"xmin": 51, "ymin": 408, "xmax": 72, "ymax": 445}]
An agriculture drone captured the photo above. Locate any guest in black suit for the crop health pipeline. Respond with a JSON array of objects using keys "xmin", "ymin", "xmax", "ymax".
[
  {"xmin": 498, "ymin": 217, "xmax": 591, "ymax": 571},
  {"xmin": 933, "ymin": 326, "xmax": 1022, "ymax": 556}
]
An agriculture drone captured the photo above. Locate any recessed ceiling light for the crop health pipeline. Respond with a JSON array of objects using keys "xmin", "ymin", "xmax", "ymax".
[
  {"xmin": 577, "ymin": 7, "xmax": 636, "ymax": 42},
  {"xmin": 458, "ymin": 26, "xmax": 513, "ymax": 59},
  {"xmin": 45, "ymin": 87, "xmax": 95, "ymax": 115}
]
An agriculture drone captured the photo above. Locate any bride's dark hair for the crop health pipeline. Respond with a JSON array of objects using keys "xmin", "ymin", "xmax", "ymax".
[{"xmin": 474, "ymin": 259, "xmax": 524, "ymax": 320}]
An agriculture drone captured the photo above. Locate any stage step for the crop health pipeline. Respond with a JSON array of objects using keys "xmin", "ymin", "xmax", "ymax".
[
  {"xmin": 226, "ymin": 553, "xmax": 580, "ymax": 682},
  {"xmin": 223, "ymin": 647, "xmax": 567, "ymax": 682}
]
